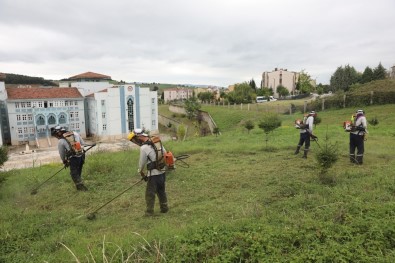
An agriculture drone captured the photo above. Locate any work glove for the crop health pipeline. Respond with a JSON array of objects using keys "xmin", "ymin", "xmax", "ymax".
[{"xmin": 63, "ymin": 160, "xmax": 70, "ymax": 168}]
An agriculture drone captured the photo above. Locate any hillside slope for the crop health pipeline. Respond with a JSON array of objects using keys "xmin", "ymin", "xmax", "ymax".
[{"xmin": 1, "ymin": 104, "xmax": 395, "ymax": 262}]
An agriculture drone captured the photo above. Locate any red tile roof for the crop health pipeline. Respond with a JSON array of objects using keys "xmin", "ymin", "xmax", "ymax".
[
  {"xmin": 6, "ymin": 87, "xmax": 83, "ymax": 100},
  {"xmin": 69, "ymin": 72, "xmax": 111, "ymax": 80}
]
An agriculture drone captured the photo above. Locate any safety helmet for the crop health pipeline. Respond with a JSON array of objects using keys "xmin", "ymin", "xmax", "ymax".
[
  {"xmin": 356, "ymin": 109, "xmax": 364, "ymax": 115},
  {"xmin": 308, "ymin": 111, "xmax": 317, "ymax": 116},
  {"xmin": 128, "ymin": 128, "xmax": 148, "ymax": 146},
  {"xmin": 51, "ymin": 126, "xmax": 67, "ymax": 137}
]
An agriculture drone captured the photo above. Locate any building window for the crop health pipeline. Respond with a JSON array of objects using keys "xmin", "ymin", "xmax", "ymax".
[
  {"xmin": 75, "ymin": 101, "xmax": 78, "ymax": 106},
  {"xmin": 101, "ymin": 100, "xmax": 105, "ymax": 106},
  {"xmin": 152, "ymin": 120, "xmax": 156, "ymax": 126},
  {"xmin": 22, "ymin": 114, "xmax": 27, "ymax": 121},
  {"xmin": 103, "ymin": 124, "xmax": 107, "ymax": 131},
  {"xmin": 21, "ymin": 102, "xmax": 26, "ymax": 108},
  {"xmin": 65, "ymin": 101, "xmax": 69, "ymax": 106},
  {"xmin": 15, "ymin": 102, "xmax": 20, "ymax": 108},
  {"xmin": 37, "ymin": 116, "xmax": 45, "ymax": 125},
  {"xmin": 16, "ymin": 115, "xmax": 21, "ymax": 121},
  {"xmin": 26, "ymin": 102, "xmax": 31, "ymax": 108},
  {"xmin": 75, "ymin": 123, "xmax": 80, "ymax": 129},
  {"xmin": 28, "ymin": 114, "xmax": 33, "ymax": 121},
  {"xmin": 59, "ymin": 114, "xmax": 66, "ymax": 124},
  {"xmin": 38, "ymin": 101, "xmax": 43, "ymax": 108},
  {"xmin": 48, "ymin": 115, "xmax": 56, "ymax": 125},
  {"xmin": 17, "ymin": 128, "xmax": 23, "ymax": 134},
  {"xmin": 151, "ymin": 98, "xmax": 155, "ymax": 104},
  {"xmin": 102, "ymin": 112, "xmax": 106, "ymax": 118}
]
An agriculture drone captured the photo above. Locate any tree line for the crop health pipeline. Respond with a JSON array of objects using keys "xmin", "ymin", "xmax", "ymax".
[{"xmin": 3, "ymin": 73, "xmax": 57, "ymax": 86}]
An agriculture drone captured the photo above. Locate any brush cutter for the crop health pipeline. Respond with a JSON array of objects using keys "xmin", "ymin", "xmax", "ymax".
[
  {"xmin": 30, "ymin": 144, "xmax": 96, "ymax": 195},
  {"xmin": 86, "ymin": 177, "xmax": 144, "ymax": 220},
  {"xmin": 31, "ymin": 165, "xmax": 66, "ymax": 195},
  {"xmin": 174, "ymin": 154, "xmax": 190, "ymax": 168}
]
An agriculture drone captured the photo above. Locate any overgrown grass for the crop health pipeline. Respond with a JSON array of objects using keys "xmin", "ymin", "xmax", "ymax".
[{"xmin": 1, "ymin": 104, "xmax": 395, "ymax": 262}]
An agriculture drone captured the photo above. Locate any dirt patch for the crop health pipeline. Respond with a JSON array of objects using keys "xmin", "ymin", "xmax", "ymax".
[
  {"xmin": 1, "ymin": 134, "xmax": 171, "ymax": 171},
  {"xmin": 1, "ymin": 139, "xmax": 137, "ymax": 171}
]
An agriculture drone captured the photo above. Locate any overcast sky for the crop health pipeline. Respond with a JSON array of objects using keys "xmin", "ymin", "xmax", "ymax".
[{"xmin": 0, "ymin": 0, "xmax": 394, "ymax": 87}]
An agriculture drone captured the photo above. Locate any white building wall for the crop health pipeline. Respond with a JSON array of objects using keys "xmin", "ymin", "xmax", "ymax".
[
  {"xmin": 86, "ymin": 85, "xmax": 158, "ymax": 140},
  {"xmin": 0, "ymin": 81, "xmax": 4, "ymax": 146},
  {"xmin": 262, "ymin": 69, "xmax": 299, "ymax": 97},
  {"xmin": 59, "ymin": 81, "xmax": 111, "ymax": 96}
]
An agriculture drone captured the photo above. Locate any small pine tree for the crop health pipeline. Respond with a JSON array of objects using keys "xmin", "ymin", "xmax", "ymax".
[
  {"xmin": 244, "ymin": 120, "xmax": 254, "ymax": 134},
  {"xmin": 258, "ymin": 114, "xmax": 282, "ymax": 147}
]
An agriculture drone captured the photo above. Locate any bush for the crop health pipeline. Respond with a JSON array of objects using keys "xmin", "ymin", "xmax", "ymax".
[{"xmin": 0, "ymin": 146, "xmax": 8, "ymax": 167}]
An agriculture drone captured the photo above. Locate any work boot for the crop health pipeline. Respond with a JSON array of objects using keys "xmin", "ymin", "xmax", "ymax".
[
  {"xmin": 144, "ymin": 210, "xmax": 154, "ymax": 217},
  {"xmin": 160, "ymin": 203, "xmax": 169, "ymax": 213},
  {"xmin": 76, "ymin": 183, "xmax": 88, "ymax": 191},
  {"xmin": 350, "ymin": 154, "xmax": 356, "ymax": 163},
  {"xmin": 294, "ymin": 146, "xmax": 301, "ymax": 155},
  {"xmin": 302, "ymin": 149, "xmax": 308, "ymax": 159},
  {"xmin": 356, "ymin": 155, "xmax": 363, "ymax": 165}
]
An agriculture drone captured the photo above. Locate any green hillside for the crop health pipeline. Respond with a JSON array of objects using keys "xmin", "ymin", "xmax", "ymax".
[{"xmin": 1, "ymin": 104, "xmax": 395, "ymax": 262}]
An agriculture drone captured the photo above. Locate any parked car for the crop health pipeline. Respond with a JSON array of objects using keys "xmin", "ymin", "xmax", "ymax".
[{"xmin": 256, "ymin": 96, "xmax": 277, "ymax": 103}]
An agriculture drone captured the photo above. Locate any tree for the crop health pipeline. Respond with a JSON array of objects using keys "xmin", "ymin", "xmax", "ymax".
[
  {"xmin": 184, "ymin": 97, "xmax": 201, "ymax": 119},
  {"xmin": 296, "ymin": 70, "xmax": 314, "ymax": 94},
  {"xmin": 249, "ymin": 78, "xmax": 257, "ymax": 92},
  {"xmin": 276, "ymin": 85, "xmax": 289, "ymax": 98},
  {"xmin": 257, "ymin": 87, "xmax": 271, "ymax": 97},
  {"xmin": 227, "ymin": 82, "xmax": 255, "ymax": 104},
  {"xmin": 244, "ymin": 120, "xmax": 254, "ymax": 134},
  {"xmin": 330, "ymin": 64, "xmax": 361, "ymax": 92},
  {"xmin": 373, "ymin": 62, "xmax": 387, "ymax": 80},
  {"xmin": 361, "ymin": 66, "xmax": 374, "ymax": 84},
  {"xmin": 258, "ymin": 114, "xmax": 282, "ymax": 147},
  {"xmin": 197, "ymin": 91, "xmax": 214, "ymax": 103}
]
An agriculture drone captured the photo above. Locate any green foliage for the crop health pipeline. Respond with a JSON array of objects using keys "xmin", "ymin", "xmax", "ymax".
[
  {"xmin": 258, "ymin": 114, "xmax": 281, "ymax": 134},
  {"xmin": 330, "ymin": 64, "xmax": 361, "ymax": 92},
  {"xmin": 258, "ymin": 114, "xmax": 282, "ymax": 148},
  {"xmin": 296, "ymin": 70, "xmax": 315, "ymax": 94},
  {"xmin": 213, "ymin": 127, "xmax": 220, "ymax": 136},
  {"xmin": 373, "ymin": 62, "xmax": 387, "ymax": 80},
  {"xmin": 249, "ymin": 78, "xmax": 257, "ymax": 91},
  {"xmin": 244, "ymin": 120, "xmax": 254, "ymax": 133},
  {"xmin": 4, "ymin": 73, "xmax": 57, "ymax": 86},
  {"xmin": 197, "ymin": 91, "xmax": 214, "ymax": 103},
  {"xmin": 309, "ymin": 79, "xmax": 395, "ymax": 111},
  {"xmin": 276, "ymin": 85, "xmax": 289, "ymax": 97},
  {"xmin": 256, "ymin": 87, "xmax": 272, "ymax": 97},
  {"xmin": 184, "ymin": 97, "xmax": 201, "ymax": 119},
  {"xmin": 314, "ymin": 136, "xmax": 339, "ymax": 173},
  {"xmin": 227, "ymin": 82, "xmax": 255, "ymax": 104},
  {"xmin": 1, "ymin": 104, "xmax": 395, "ymax": 262},
  {"xmin": 361, "ymin": 66, "xmax": 374, "ymax": 84},
  {"xmin": 177, "ymin": 124, "xmax": 186, "ymax": 140},
  {"xmin": 0, "ymin": 146, "xmax": 8, "ymax": 167}
]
